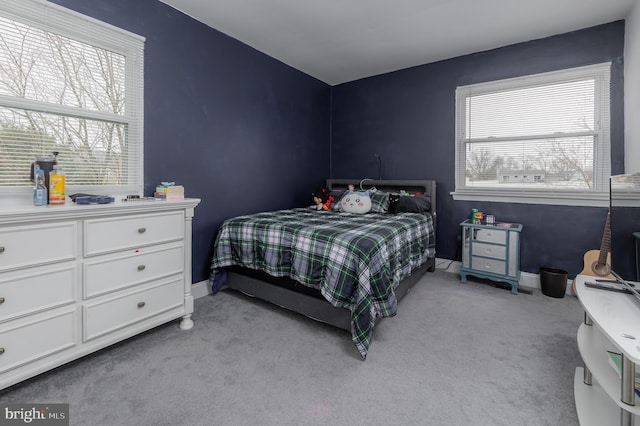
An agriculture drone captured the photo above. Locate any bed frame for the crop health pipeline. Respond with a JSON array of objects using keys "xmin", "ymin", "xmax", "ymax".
[{"xmin": 224, "ymin": 179, "xmax": 437, "ymax": 331}]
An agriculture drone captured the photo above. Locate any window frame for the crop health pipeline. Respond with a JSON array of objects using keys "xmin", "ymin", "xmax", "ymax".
[
  {"xmin": 452, "ymin": 63, "xmax": 612, "ymax": 207},
  {"xmin": 0, "ymin": 0, "xmax": 145, "ymax": 199}
]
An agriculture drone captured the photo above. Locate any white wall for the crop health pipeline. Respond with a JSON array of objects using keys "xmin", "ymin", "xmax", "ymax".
[{"xmin": 625, "ymin": 1, "xmax": 640, "ymax": 173}]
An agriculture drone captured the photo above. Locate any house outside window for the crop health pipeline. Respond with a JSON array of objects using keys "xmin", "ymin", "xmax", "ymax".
[
  {"xmin": 453, "ymin": 63, "xmax": 611, "ymax": 206},
  {"xmin": 0, "ymin": 0, "xmax": 145, "ymax": 199}
]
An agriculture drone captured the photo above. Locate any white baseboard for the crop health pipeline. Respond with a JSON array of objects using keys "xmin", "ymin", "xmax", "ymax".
[
  {"xmin": 192, "ymin": 279, "xmax": 211, "ymax": 299},
  {"xmin": 435, "ymin": 257, "xmax": 573, "ymax": 295}
]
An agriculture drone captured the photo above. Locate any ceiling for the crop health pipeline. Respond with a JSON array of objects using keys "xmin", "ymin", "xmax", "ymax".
[{"xmin": 159, "ymin": 0, "xmax": 637, "ymax": 86}]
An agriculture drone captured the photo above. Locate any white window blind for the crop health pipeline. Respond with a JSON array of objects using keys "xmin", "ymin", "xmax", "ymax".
[
  {"xmin": 454, "ymin": 63, "xmax": 611, "ymax": 205},
  {"xmin": 0, "ymin": 0, "xmax": 144, "ymax": 194}
]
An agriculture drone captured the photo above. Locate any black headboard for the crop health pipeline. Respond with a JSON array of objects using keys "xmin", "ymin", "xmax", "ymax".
[{"xmin": 326, "ymin": 179, "xmax": 436, "ymax": 215}]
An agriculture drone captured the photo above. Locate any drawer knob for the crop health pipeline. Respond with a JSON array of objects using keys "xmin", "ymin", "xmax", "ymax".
[
  {"xmin": 137, "ymin": 302, "xmax": 146, "ymax": 308},
  {"xmin": 0, "ymin": 348, "xmax": 4, "ymax": 355},
  {"xmin": 0, "ymin": 247, "xmax": 5, "ymax": 253},
  {"xmin": 138, "ymin": 227, "xmax": 146, "ymax": 234},
  {"xmin": 137, "ymin": 265, "xmax": 146, "ymax": 271},
  {"xmin": 0, "ymin": 297, "xmax": 4, "ymax": 304}
]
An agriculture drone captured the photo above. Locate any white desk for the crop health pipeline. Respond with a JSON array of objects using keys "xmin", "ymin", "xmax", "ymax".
[{"xmin": 574, "ymin": 274, "xmax": 640, "ymax": 425}]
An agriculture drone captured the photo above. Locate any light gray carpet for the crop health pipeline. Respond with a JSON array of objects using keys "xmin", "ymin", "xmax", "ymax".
[{"xmin": 0, "ymin": 270, "xmax": 583, "ymax": 425}]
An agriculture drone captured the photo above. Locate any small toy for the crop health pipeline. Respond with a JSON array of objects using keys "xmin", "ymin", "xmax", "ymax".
[
  {"xmin": 312, "ymin": 186, "xmax": 338, "ymax": 211},
  {"xmin": 322, "ymin": 195, "xmax": 335, "ymax": 211},
  {"xmin": 473, "ymin": 211, "xmax": 484, "ymax": 224}
]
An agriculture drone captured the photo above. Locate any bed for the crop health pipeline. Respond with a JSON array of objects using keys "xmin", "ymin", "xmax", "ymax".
[{"xmin": 209, "ymin": 179, "xmax": 436, "ymax": 358}]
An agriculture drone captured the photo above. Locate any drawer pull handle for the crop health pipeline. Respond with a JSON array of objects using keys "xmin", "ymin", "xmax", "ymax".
[
  {"xmin": 137, "ymin": 302, "xmax": 145, "ymax": 308},
  {"xmin": 0, "ymin": 297, "xmax": 4, "ymax": 304},
  {"xmin": 0, "ymin": 348, "xmax": 4, "ymax": 355},
  {"xmin": 0, "ymin": 247, "xmax": 5, "ymax": 253},
  {"xmin": 138, "ymin": 227, "xmax": 146, "ymax": 234},
  {"xmin": 137, "ymin": 265, "xmax": 146, "ymax": 271}
]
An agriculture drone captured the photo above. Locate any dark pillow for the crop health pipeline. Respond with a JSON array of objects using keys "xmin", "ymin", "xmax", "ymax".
[
  {"xmin": 390, "ymin": 195, "xmax": 432, "ymax": 214},
  {"xmin": 369, "ymin": 191, "xmax": 390, "ymax": 213}
]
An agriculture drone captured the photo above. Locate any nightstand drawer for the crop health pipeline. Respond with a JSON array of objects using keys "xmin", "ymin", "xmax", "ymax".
[
  {"xmin": 471, "ymin": 257, "xmax": 506, "ymax": 275},
  {"xmin": 84, "ymin": 212, "xmax": 184, "ymax": 256},
  {"xmin": 83, "ymin": 279, "xmax": 183, "ymax": 342},
  {"xmin": 471, "ymin": 242, "xmax": 506, "ymax": 260},
  {"xmin": 0, "ymin": 222, "xmax": 76, "ymax": 271},
  {"xmin": 473, "ymin": 228, "xmax": 506, "ymax": 244},
  {"xmin": 0, "ymin": 309, "xmax": 75, "ymax": 374}
]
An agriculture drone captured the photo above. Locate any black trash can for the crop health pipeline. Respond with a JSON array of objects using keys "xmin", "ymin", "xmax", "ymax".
[{"xmin": 540, "ymin": 267, "xmax": 568, "ymax": 298}]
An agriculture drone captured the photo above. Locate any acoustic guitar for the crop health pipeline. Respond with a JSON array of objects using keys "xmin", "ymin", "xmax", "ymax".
[{"xmin": 573, "ymin": 210, "xmax": 614, "ymax": 294}]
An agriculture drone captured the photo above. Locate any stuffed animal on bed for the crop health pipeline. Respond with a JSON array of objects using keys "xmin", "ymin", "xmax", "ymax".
[
  {"xmin": 313, "ymin": 194, "xmax": 335, "ymax": 211},
  {"xmin": 312, "ymin": 186, "xmax": 341, "ymax": 211},
  {"xmin": 339, "ymin": 190, "xmax": 372, "ymax": 214}
]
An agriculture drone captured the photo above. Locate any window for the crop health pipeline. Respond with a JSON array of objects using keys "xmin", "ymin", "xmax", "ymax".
[
  {"xmin": 453, "ymin": 63, "xmax": 611, "ymax": 206},
  {"xmin": 0, "ymin": 0, "xmax": 144, "ymax": 196}
]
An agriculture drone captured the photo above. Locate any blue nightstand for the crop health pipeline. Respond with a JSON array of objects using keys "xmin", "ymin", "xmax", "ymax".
[{"xmin": 460, "ymin": 219, "xmax": 523, "ymax": 294}]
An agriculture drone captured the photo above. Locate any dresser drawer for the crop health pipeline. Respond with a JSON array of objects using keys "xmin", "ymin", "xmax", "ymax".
[
  {"xmin": 471, "ymin": 242, "xmax": 506, "ymax": 260},
  {"xmin": 0, "ymin": 265, "xmax": 77, "ymax": 322},
  {"xmin": 0, "ymin": 222, "xmax": 76, "ymax": 271},
  {"xmin": 84, "ymin": 212, "xmax": 184, "ymax": 256},
  {"xmin": 471, "ymin": 256, "xmax": 506, "ymax": 275},
  {"xmin": 83, "ymin": 279, "xmax": 183, "ymax": 342},
  {"xmin": 0, "ymin": 309, "xmax": 76, "ymax": 374},
  {"xmin": 473, "ymin": 228, "xmax": 506, "ymax": 245},
  {"xmin": 83, "ymin": 244, "xmax": 184, "ymax": 298}
]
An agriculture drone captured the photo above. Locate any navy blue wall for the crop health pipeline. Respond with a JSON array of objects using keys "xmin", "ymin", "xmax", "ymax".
[
  {"xmin": 331, "ymin": 21, "xmax": 625, "ymax": 278},
  {"xmin": 45, "ymin": 0, "xmax": 627, "ymax": 282},
  {"xmin": 49, "ymin": 0, "xmax": 331, "ymax": 283}
]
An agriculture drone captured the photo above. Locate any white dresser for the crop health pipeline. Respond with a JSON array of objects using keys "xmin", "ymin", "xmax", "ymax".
[{"xmin": 0, "ymin": 198, "xmax": 200, "ymax": 390}]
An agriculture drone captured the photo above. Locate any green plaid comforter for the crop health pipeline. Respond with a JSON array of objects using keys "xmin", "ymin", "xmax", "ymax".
[{"xmin": 209, "ymin": 208, "xmax": 435, "ymax": 359}]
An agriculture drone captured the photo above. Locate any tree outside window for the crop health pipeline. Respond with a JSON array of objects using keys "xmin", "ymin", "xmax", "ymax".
[{"xmin": 0, "ymin": 1, "xmax": 143, "ymax": 194}]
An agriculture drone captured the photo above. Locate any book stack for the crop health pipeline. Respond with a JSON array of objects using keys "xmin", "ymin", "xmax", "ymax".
[
  {"xmin": 165, "ymin": 185, "xmax": 184, "ymax": 201},
  {"xmin": 154, "ymin": 182, "xmax": 185, "ymax": 201}
]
